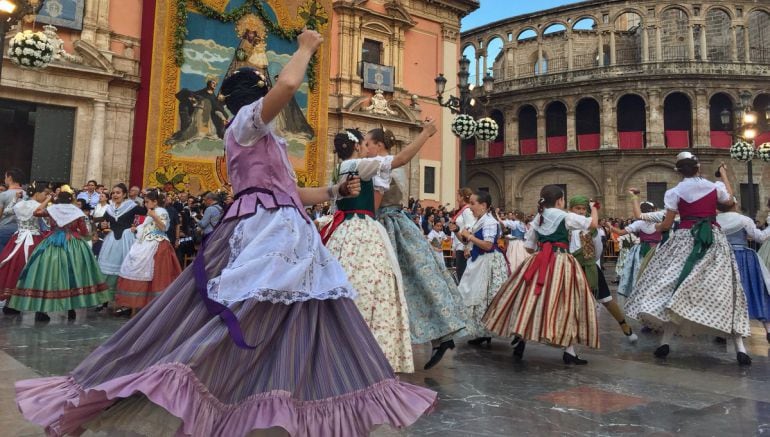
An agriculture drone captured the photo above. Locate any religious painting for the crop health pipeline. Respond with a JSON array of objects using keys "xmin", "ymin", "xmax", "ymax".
[
  {"xmin": 141, "ymin": 0, "xmax": 331, "ymax": 193},
  {"xmin": 35, "ymin": 0, "xmax": 85, "ymax": 30}
]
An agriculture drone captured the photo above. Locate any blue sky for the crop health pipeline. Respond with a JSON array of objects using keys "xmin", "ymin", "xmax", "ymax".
[{"xmin": 461, "ymin": 0, "xmax": 584, "ymax": 31}]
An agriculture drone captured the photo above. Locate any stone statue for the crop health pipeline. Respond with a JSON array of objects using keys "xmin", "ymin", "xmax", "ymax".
[
  {"xmin": 43, "ymin": 25, "xmax": 83, "ymax": 64},
  {"xmin": 363, "ymin": 89, "xmax": 399, "ymax": 116}
]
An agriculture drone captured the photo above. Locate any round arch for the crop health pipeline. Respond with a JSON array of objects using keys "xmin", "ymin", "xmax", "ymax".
[
  {"xmin": 467, "ymin": 170, "xmax": 504, "ymax": 208},
  {"xmin": 664, "ymin": 91, "xmax": 693, "ymax": 148},
  {"xmin": 746, "ymin": 6, "xmax": 770, "ymax": 17},
  {"xmin": 611, "ymin": 7, "xmax": 647, "ymax": 25},
  {"xmin": 617, "ymin": 94, "xmax": 647, "ymax": 149},
  {"xmin": 575, "ymin": 97, "xmax": 601, "ymax": 151},
  {"xmin": 516, "ymin": 27, "xmax": 538, "ymax": 42},
  {"xmin": 546, "ymin": 101, "xmax": 568, "ymax": 153},
  {"xmin": 659, "ymin": 4, "xmax": 692, "ymax": 19},
  {"xmin": 518, "ymin": 104, "xmax": 538, "ymax": 155},
  {"xmin": 515, "ymin": 163, "xmax": 602, "ymax": 199},
  {"xmin": 541, "ymin": 21, "xmax": 569, "ymax": 38},
  {"xmin": 461, "ymin": 42, "xmax": 478, "ymax": 54},
  {"xmin": 705, "ymin": 5, "xmax": 735, "ymax": 20},
  {"xmin": 486, "ymin": 34, "xmax": 507, "ymax": 48},
  {"xmin": 709, "ymin": 92, "xmax": 734, "ymax": 148},
  {"xmin": 618, "ymin": 160, "xmax": 677, "ymax": 194},
  {"xmin": 613, "ymin": 92, "xmax": 647, "ymax": 108},
  {"xmin": 572, "ymin": 15, "xmax": 599, "ymax": 30}
]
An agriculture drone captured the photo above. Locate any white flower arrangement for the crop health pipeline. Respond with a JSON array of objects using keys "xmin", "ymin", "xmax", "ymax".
[
  {"xmin": 756, "ymin": 142, "xmax": 770, "ymax": 162},
  {"xmin": 9, "ymin": 31, "xmax": 54, "ymax": 70},
  {"xmin": 475, "ymin": 117, "xmax": 499, "ymax": 141},
  {"xmin": 451, "ymin": 114, "xmax": 477, "ymax": 139},
  {"xmin": 730, "ymin": 141, "xmax": 754, "ymax": 162}
]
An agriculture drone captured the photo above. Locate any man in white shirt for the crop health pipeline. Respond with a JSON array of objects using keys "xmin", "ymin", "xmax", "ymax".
[{"xmin": 76, "ymin": 180, "xmax": 100, "ymax": 209}]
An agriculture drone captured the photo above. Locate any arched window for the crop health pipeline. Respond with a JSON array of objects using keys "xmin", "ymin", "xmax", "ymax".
[
  {"xmin": 546, "ymin": 101, "xmax": 567, "ymax": 153},
  {"xmin": 617, "ymin": 94, "xmax": 647, "ymax": 149},
  {"xmin": 664, "ymin": 92, "xmax": 692, "ymax": 148},
  {"xmin": 576, "ymin": 98, "xmax": 600, "ymax": 150},
  {"xmin": 518, "ymin": 105, "xmax": 538, "ymax": 155}
]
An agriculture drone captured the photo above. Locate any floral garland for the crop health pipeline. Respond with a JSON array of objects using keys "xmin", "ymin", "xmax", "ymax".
[
  {"xmin": 451, "ymin": 114, "xmax": 477, "ymax": 139},
  {"xmin": 475, "ymin": 117, "xmax": 499, "ymax": 141},
  {"xmin": 9, "ymin": 30, "xmax": 53, "ymax": 69},
  {"xmin": 730, "ymin": 141, "xmax": 754, "ymax": 162},
  {"xmin": 174, "ymin": 0, "xmax": 324, "ymax": 90}
]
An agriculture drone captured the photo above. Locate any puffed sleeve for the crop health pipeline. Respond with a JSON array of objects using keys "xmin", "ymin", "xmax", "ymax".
[
  {"xmin": 663, "ymin": 187, "xmax": 679, "ymax": 212},
  {"xmin": 352, "ymin": 156, "xmax": 395, "ymax": 193},
  {"xmin": 714, "ymin": 181, "xmax": 731, "ymax": 203},
  {"xmin": 564, "ymin": 212, "xmax": 592, "ymax": 231},
  {"xmin": 524, "ymin": 224, "xmax": 538, "ymax": 251},
  {"xmin": 624, "ymin": 221, "xmax": 643, "ymax": 234},
  {"xmin": 743, "ymin": 214, "xmax": 770, "ymax": 243},
  {"xmin": 228, "ymin": 98, "xmax": 276, "ymax": 146},
  {"xmin": 640, "ymin": 210, "xmax": 666, "ymax": 223},
  {"xmin": 481, "ymin": 219, "xmax": 499, "ymax": 242}
]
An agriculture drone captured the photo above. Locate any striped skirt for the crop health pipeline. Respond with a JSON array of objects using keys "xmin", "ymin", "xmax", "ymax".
[
  {"xmin": 15, "ymin": 219, "xmax": 436, "ymax": 437},
  {"xmin": 483, "ymin": 251, "xmax": 600, "ymax": 349}
]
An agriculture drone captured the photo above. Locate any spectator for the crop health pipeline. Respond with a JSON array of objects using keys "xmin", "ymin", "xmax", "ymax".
[
  {"xmin": 197, "ymin": 192, "xmax": 223, "ymax": 237},
  {"xmin": 0, "ymin": 168, "xmax": 26, "ymax": 247},
  {"xmin": 163, "ymin": 192, "xmax": 181, "ymax": 246},
  {"xmin": 93, "ymin": 192, "xmax": 109, "ymax": 219},
  {"xmin": 128, "ymin": 186, "xmax": 143, "ymax": 207},
  {"xmin": 76, "ymin": 180, "xmax": 100, "ymax": 208}
]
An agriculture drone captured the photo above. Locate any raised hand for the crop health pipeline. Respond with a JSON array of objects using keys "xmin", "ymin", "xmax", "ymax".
[{"xmin": 297, "ymin": 28, "xmax": 323, "ymax": 54}]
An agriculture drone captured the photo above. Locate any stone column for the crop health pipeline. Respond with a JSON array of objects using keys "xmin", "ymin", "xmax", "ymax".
[
  {"xmin": 694, "ymin": 89, "xmax": 710, "ymax": 148},
  {"xmin": 598, "ymin": 32, "xmax": 604, "ymax": 67},
  {"xmin": 642, "ymin": 26, "xmax": 649, "ymax": 62},
  {"xmin": 475, "ymin": 53, "xmax": 481, "ymax": 85},
  {"xmin": 482, "ymin": 50, "xmax": 488, "ymax": 80},
  {"xmin": 95, "ymin": 0, "xmax": 110, "ymax": 51},
  {"xmin": 731, "ymin": 25, "xmax": 739, "ymax": 62},
  {"xmin": 648, "ymin": 90, "xmax": 665, "ymax": 148},
  {"xmin": 688, "ymin": 24, "xmax": 696, "ymax": 61},
  {"xmin": 744, "ymin": 26, "xmax": 751, "ymax": 62},
  {"xmin": 609, "ymin": 31, "xmax": 616, "ymax": 65},
  {"xmin": 699, "ymin": 24, "xmax": 708, "ymax": 61},
  {"xmin": 537, "ymin": 42, "xmax": 544, "ymax": 74},
  {"xmin": 600, "ymin": 93, "xmax": 617, "ymax": 148},
  {"xmin": 511, "ymin": 47, "xmax": 518, "ymax": 78},
  {"xmin": 85, "ymin": 100, "xmax": 107, "ymax": 182},
  {"xmin": 566, "ymin": 107, "xmax": 576, "ymax": 151},
  {"xmin": 506, "ymin": 112, "xmax": 519, "ymax": 155},
  {"xmin": 655, "ymin": 25, "xmax": 663, "ymax": 61},
  {"xmin": 506, "ymin": 47, "xmax": 514, "ymax": 78},
  {"xmin": 80, "ymin": 0, "xmax": 99, "ymax": 44},
  {"xmin": 537, "ymin": 112, "xmax": 546, "ymax": 153},
  {"xmin": 567, "ymin": 31, "xmax": 574, "ymax": 70}
]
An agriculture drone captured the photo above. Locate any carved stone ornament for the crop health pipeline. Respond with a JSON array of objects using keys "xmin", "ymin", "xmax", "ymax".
[
  {"xmin": 362, "ymin": 89, "xmax": 398, "ymax": 116},
  {"xmin": 43, "ymin": 24, "xmax": 83, "ymax": 64}
]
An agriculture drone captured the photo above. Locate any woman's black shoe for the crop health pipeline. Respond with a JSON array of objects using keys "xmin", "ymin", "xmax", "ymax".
[
  {"xmin": 737, "ymin": 352, "xmax": 752, "ymax": 366},
  {"xmin": 35, "ymin": 312, "xmax": 50, "ymax": 322},
  {"xmin": 512, "ymin": 339, "xmax": 526, "ymax": 361},
  {"xmin": 654, "ymin": 344, "xmax": 670, "ymax": 358},
  {"xmin": 467, "ymin": 337, "xmax": 491, "ymax": 346},
  {"xmin": 562, "ymin": 352, "xmax": 588, "ymax": 365},
  {"xmin": 424, "ymin": 340, "xmax": 455, "ymax": 370},
  {"xmin": 2, "ymin": 306, "xmax": 19, "ymax": 315}
]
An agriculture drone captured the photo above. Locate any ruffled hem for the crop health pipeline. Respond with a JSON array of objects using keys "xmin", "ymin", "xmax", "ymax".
[{"xmin": 16, "ymin": 362, "xmax": 436, "ymax": 437}]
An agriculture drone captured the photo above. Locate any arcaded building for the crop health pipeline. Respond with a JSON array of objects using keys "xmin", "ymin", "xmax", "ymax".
[{"xmin": 460, "ymin": 0, "xmax": 770, "ymax": 217}]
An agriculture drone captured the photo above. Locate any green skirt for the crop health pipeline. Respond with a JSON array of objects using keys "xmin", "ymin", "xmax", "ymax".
[{"xmin": 8, "ymin": 230, "xmax": 111, "ymax": 312}]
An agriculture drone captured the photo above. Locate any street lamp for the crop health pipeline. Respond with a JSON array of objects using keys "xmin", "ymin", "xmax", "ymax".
[
  {"xmin": 732, "ymin": 91, "xmax": 761, "ymax": 220},
  {"xmin": 435, "ymin": 55, "xmax": 475, "ymax": 186},
  {"xmin": 720, "ymin": 108, "xmax": 731, "ymax": 128},
  {"xmin": 0, "ymin": 0, "xmax": 18, "ymax": 84}
]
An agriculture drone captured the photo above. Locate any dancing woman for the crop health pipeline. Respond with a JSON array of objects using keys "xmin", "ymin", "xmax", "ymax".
[
  {"xmin": 457, "ymin": 191, "xmax": 509, "ymax": 346},
  {"xmin": 7, "ymin": 191, "xmax": 109, "ymax": 322},
  {"xmin": 116, "ymin": 190, "xmax": 182, "ymax": 315},
  {"xmin": 503, "ymin": 211, "xmax": 529, "ymax": 272},
  {"xmin": 15, "ymin": 30, "xmax": 436, "ymax": 436},
  {"xmin": 0, "ymin": 185, "xmax": 50, "ymax": 301},
  {"xmin": 448, "ymin": 188, "xmax": 475, "ymax": 280},
  {"xmin": 624, "ymin": 153, "xmax": 752, "ymax": 365},
  {"xmin": 322, "ymin": 124, "xmax": 438, "ymax": 373},
  {"xmin": 483, "ymin": 185, "xmax": 600, "ymax": 364},
  {"xmin": 610, "ymin": 197, "xmax": 662, "ymax": 299},
  {"xmin": 371, "ymin": 127, "xmax": 467, "ymax": 370},
  {"xmin": 98, "ymin": 183, "xmax": 145, "ymax": 293}
]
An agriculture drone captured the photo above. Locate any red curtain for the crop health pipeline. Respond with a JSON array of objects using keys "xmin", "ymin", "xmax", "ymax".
[
  {"xmin": 757, "ymin": 132, "xmax": 770, "ymax": 146},
  {"xmin": 547, "ymin": 136, "xmax": 568, "ymax": 153},
  {"xmin": 665, "ymin": 130, "xmax": 690, "ymax": 149},
  {"xmin": 465, "ymin": 143, "xmax": 476, "ymax": 161},
  {"xmin": 710, "ymin": 131, "xmax": 732, "ymax": 149},
  {"xmin": 618, "ymin": 131, "xmax": 644, "ymax": 149},
  {"xmin": 520, "ymin": 139, "xmax": 538, "ymax": 155},
  {"xmin": 577, "ymin": 134, "xmax": 600, "ymax": 151},
  {"xmin": 489, "ymin": 141, "xmax": 504, "ymax": 157}
]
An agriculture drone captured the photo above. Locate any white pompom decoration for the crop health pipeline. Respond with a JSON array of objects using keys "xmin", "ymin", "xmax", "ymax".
[
  {"xmin": 451, "ymin": 114, "xmax": 477, "ymax": 139},
  {"xmin": 756, "ymin": 142, "xmax": 770, "ymax": 162},
  {"xmin": 475, "ymin": 117, "xmax": 499, "ymax": 141},
  {"xmin": 9, "ymin": 31, "xmax": 53, "ymax": 70},
  {"xmin": 730, "ymin": 141, "xmax": 754, "ymax": 162}
]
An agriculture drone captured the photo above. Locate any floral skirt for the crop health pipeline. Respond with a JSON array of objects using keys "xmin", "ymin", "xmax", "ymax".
[
  {"xmin": 15, "ymin": 218, "xmax": 436, "ymax": 437},
  {"xmin": 506, "ymin": 239, "xmax": 530, "ymax": 274},
  {"xmin": 458, "ymin": 251, "xmax": 509, "ymax": 338},
  {"xmin": 116, "ymin": 241, "xmax": 182, "ymax": 310},
  {"xmin": 624, "ymin": 228, "xmax": 750, "ymax": 337},
  {"xmin": 483, "ymin": 251, "xmax": 599, "ymax": 349},
  {"xmin": 378, "ymin": 208, "xmax": 466, "ymax": 344},
  {"xmin": 325, "ymin": 215, "xmax": 414, "ymax": 373},
  {"xmin": 0, "ymin": 231, "xmax": 45, "ymax": 300},
  {"xmin": 8, "ymin": 231, "xmax": 110, "ymax": 312}
]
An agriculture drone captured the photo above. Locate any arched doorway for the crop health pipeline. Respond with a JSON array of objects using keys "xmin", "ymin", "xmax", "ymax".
[
  {"xmin": 546, "ymin": 101, "xmax": 567, "ymax": 153},
  {"xmin": 709, "ymin": 93, "xmax": 734, "ymax": 148},
  {"xmin": 576, "ymin": 98, "xmax": 600, "ymax": 150},
  {"xmin": 664, "ymin": 92, "xmax": 692, "ymax": 148},
  {"xmin": 489, "ymin": 109, "xmax": 505, "ymax": 157},
  {"xmin": 617, "ymin": 94, "xmax": 646, "ymax": 149},
  {"xmin": 754, "ymin": 93, "xmax": 770, "ymax": 145},
  {"xmin": 518, "ymin": 105, "xmax": 538, "ymax": 155}
]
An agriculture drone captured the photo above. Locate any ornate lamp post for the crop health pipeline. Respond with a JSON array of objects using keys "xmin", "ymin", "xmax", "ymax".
[
  {"xmin": 729, "ymin": 90, "xmax": 770, "ymax": 220},
  {"xmin": 435, "ymin": 56, "xmax": 494, "ymax": 186}
]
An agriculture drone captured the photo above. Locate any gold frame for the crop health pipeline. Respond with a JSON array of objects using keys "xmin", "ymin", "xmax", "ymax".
[{"xmin": 143, "ymin": 0, "xmax": 331, "ymax": 192}]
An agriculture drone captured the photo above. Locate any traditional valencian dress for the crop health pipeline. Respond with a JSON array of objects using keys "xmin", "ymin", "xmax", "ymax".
[
  {"xmin": 617, "ymin": 220, "xmax": 662, "ymax": 298},
  {"xmin": 625, "ymin": 178, "xmax": 750, "ymax": 337},
  {"xmin": 0, "ymin": 199, "xmax": 46, "ymax": 300},
  {"xmin": 377, "ymin": 168, "xmax": 466, "ymax": 347},
  {"xmin": 505, "ymin": 219, "xmax": 529, "ymax": 273},
  {"xmin": 15, "ymin": 98, "xmax": 435, "ymax": 437},
  {"xmin": 116, "ymin": 207, "xmax": 182, "ymax": 310},
  {"xmin": 7, "ymin": 203, "xmax": 109, "ymax": 312},
  {"xmin": 321, "ymin": 157, "xmax": 414, "ymax": 373},
  {"xmin": 483, "ymin": 208, "xmax": 600, "ymax": 349},
  {"xmin": 98, "ymin": 200, "xmax": 142, "ymax": 289},
  {"xmin": 716, "ymin": 211, "xmax": 770, "ymax": 325},
  {"xmin": 458, "ymin": 212, "xmax": 510, "ymax": 338}
]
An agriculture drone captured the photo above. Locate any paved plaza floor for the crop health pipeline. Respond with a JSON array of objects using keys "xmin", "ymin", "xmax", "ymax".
[{"xmin": 1, "ymin": 269, "xmax": 770, "ymax": 436}]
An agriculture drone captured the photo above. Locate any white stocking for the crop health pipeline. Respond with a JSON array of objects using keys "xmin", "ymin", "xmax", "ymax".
[
  {"xmin": 733, "ymin": 336, "xmax": 747, "ymax": 354},
  {"xmin": 660, "ymin": 322, "xmax": 676, "ymax": 345},
  {"xmin": 564, "ymin": 345, "xmax": 577, "ymax": 357}
]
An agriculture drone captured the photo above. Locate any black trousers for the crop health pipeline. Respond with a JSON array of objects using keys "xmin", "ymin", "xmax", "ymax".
[{"xmin": 455, "ymin": 251, "xmax": 468, "ymax": 281}]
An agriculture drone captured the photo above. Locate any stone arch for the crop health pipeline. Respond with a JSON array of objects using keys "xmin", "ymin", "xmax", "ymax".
[
  {"xmin": 663, "ymin": 91, "xmax": 693, "ymax": 148},
  {"xmin": 73, "ymin": 40, "xmax": 114, "ymax": 72},
  {"xmin": 705, "ymin": 7, "xmax": 732, "ymax": 62},
  {"xmin": 747, "ymin": 6, "xmax": 770, "ymax": 18},
  {"xmin": 515, "ymin": 163, "xmax": 602, "ymax": 199},
  {"xmin": 660, "ymin": 5, "xmax": 691, "ymax": 60},
  {"xmin": 461, "ymin": 42, "xmax": 478, "ymax": 54},
  {"xmin": 705, "ymin": 4, "xmax": 734, "ymax": 20},
  {"xmin": 611, "ymin": 7, "xmax": 647, "ymax": 26},
  {"xmin": 486, "ymin": 33, "xmax": 507, "ymax": 48},
  {"xmin": 542, "ymin": 21, "xmax": 569, "ymax": 38},
  {"xmin": 467, "ymin": 169, "xmax": 504, "ymax": 208},
  {"xmin": 747, "ymin": 9, "xmax": 770, "ymax": 63},
  {"xmin": 708, "ymin": 90, "xmax": 736, "ymax": 103},
  {"xmin": 618, "ymin": 160, "xmax": 677, "ymax": 194},
  {"xmin": 662, "ymin": 89, "xmax": 694, "ymax": 103},
  {"xmin": 659, "ymin": 4, "xmax": 692, "ymax": 19},
  {"xmin": 362, "ymin": 21, "xmax": 393, "ymax": 35},
  {"xmin": 516, "ymin": 27, "xmax": 538, "ymax": 42},
  {"xmin": 572, "ymin": 15, "xmax": 599, "ymax": 31},
  {"xmin": 613, "ymin": 92, "xmax": 647, "ymax": 108}
]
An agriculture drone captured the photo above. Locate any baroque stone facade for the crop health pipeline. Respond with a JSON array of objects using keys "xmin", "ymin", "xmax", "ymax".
[
  {"xmin": 0, "ymin": 0, "xmax": 141, "ymax": 188},
  {"xmin": 460, "ymin": 0, "xmax": 770, "ymax": 218}
]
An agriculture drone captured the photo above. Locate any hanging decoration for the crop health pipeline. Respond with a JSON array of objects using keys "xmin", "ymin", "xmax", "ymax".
[
  {"xmin": 174, "ymin": 0, "xmax": 327, "ymax": 90},
  {"xmin": 451, "ymin": 114, "xmax": 477, "ymax": 139},
  {"xmin": 475, "ymin": 117, "xmax": 499, "ymax": 141},
  {"xmin": 730, "ymin": 141, "xmax": 754, "ymax": 162},
  {"xmin": 9, "ymin": 30, "xmax": 54, "ymax": 69},
  {"xmin": 756, "ymin": 142, "xmax": 770, "ymax": 162}
]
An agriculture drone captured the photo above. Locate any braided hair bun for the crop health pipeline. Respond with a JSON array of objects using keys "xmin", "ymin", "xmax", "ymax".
[
  {"xmin": 333, "ymin": 129, "xmax": 363, "ymax": 160},
  {"xmin": 221, "ymin": 68, "xmax": 270, "ymax": 116}
]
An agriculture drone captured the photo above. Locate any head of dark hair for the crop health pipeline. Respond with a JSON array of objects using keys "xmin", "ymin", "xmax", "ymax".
[
  {"xmin": 640, "ymin": 201, "xmax": 656, "ymax": 213},
  {"xmin": 145, "ymin": 189, "xmax": 165, "ymax": 204},
  {"xmin": 458, "ymin": 187, "xmax": 473, "ymax": 203},
  {"xmin": 26, "ymin": 183, "xmax": 49, "ymax": 197},
  {"xmin": 475, "ymin": 190, "xmax": 493, "ymax": 210},
  {"xmin": 113, "ymin": 183, "xmax": 128, "ymax": 195},
  {"xmin": 537, "ymin": 185, "xmax": 565, "ymax": 224},
  {"xmin": 716, "ymin": 202, "xmax": 734, "ymax": 213},
  {"xmin": 368, "ymin": 127, "xmax": 397, "ymax": 150},
  {"xmin": 221, "ymin": 68, "xmax": 269, "ymax": 116},
  {"xmin": 4, "ymin": 168, "xmax": 26, "ymax": 184},
  {"xmin": 87, "ymin": 179, "xmax": 98, "ymax": 186},
  {"xmin": 55, "ymin": 192, "xmax": 73, "ymax": 205},
  {"xmin": 333, "ymin": 129, "xmax": 363, "ymax": 160},
  {"xmin": 675, "ymin": 158, "xmax": 700, "ymax": 178}
]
